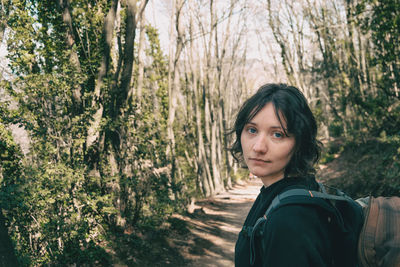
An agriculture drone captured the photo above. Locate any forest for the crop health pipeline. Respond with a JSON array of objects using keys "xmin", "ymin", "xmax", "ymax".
[{"xmin": 0, "ymin": 0, "xmax": 399, "ymax": 265}]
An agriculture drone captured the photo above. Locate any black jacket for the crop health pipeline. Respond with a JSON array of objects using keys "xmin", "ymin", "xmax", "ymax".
[{"xmin": 235, "ymin": 177, "xmax": 356, "ymax": 267}]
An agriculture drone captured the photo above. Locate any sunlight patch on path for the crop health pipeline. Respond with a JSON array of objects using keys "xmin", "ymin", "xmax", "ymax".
[{"xmin": 185, "ymin": 179, "xmax": 262, "ymax": 267}]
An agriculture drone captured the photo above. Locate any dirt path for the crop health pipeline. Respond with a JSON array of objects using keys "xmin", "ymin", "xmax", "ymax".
[{"xmin": 174, "ymin": 179, "xmax": 262, "ymax": 267}]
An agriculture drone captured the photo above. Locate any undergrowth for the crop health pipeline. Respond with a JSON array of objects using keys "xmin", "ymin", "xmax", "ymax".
[
  {"xmin": 107, "ymin": 216, "xmax": 191, "ymax": 266},
  {"xmin": 319, "ymin": 136, "xmax": 400, "ymax": 198}
]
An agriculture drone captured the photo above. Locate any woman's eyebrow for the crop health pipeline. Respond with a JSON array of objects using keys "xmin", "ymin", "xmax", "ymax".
[{"xmin": 246, "ymin": 122, "xmax": 283, "ymax": 129}]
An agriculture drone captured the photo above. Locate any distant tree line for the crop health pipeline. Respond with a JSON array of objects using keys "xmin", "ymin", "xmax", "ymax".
[{"xmin": 255, "ymin": 0, "xmax": 399, "ymax": 139}]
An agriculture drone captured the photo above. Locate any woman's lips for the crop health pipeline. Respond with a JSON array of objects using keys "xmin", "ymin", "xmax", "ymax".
[{"xmin": 249, "ymin": 158, "xmax": 271, "ymax": 163}]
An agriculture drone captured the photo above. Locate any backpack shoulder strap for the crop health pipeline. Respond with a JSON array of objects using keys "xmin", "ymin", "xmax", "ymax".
[
  {"xmin": 265, "ymin": 188, "xmax": 352, "ymax": 219},
  {"xmin": 249, "ymin": 188, "xmax": 354, "ymax": 265}
]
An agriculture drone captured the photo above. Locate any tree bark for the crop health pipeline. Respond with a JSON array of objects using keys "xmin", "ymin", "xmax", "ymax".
[
  {"xmin": 166, "ymin": 0, "xmax": 185, "ymax": 195},
  {"xmin": 86, "ymin": 0, "xmax": 118, "ymax": 150},
  {"xmin": 58, "ymin": 0, "xmax": 82, "ymax": 108},
  {"xmin": 134, "ymin": 18, "xmax": 146, "ymax": 102}
]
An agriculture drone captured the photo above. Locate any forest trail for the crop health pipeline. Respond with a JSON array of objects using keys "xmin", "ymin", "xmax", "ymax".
[{"xmin": 172, "ymin": 179, "xmax": 262, "ymax": 267}]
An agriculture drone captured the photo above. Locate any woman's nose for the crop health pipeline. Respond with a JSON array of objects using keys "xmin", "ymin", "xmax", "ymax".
[{"xmin": 252, "ymin": 135, "xmax": 268, "ymax": 153}]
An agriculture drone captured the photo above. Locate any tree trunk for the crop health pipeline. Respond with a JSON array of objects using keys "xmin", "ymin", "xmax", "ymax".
[
  {"xmin": 166, "ymin": 0, "xmax": 185, "ymax": 196},
  {"xmin": 86, "ymin": 0, "xmax": 118, "ymax": 150},
  {"xmin": 134, "ymin": 18, "xmax": 146, "ymax": 102},
  {"xmin": 58, "ymin": 0, "xmax": 82, "ymax": 108}
]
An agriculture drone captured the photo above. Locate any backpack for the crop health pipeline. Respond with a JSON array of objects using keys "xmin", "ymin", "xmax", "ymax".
[{"xmin": 249, "ymin": 184, "xmax": 400, "ymax": 267}]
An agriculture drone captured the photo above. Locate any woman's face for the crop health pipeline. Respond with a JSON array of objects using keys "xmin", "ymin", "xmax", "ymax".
[{"xmin": 240, "ymin": 102, "xmax": 296, "ymax": 187}]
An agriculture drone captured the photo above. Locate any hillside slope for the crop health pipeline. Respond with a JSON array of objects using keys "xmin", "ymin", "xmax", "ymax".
[{"xmin": 317, "ymin": 138, "xmax": 400, "ymax": 198}]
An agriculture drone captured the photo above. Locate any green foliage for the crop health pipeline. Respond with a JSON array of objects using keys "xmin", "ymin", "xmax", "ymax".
[
  {"xmin": 1, "ymin": 0, "xmax": 189, "ymax": 265},
  {"xmin": 1, "ymin": 116, "xmax": 110, "ymax": 265},
  {"xmin": 7, "ymin": 165, "xmax": 110, "ymax": 266},
  {"xmin": 319, "ymin": 139, "xmax": 345, "ymax": 165},
  {"xmin": 305, "ymin": 0, "xmax": 400, "ymax": 141},
  {"xmin": 328, "ymin": 120, "xmax": 344, "ymax": 138},
  {"xmin": 230, "ymin": 168, "xmax": 250, "ymax": 184},
  {"xmin": 357, "ymin": 0, "xmax": 400, "ymax": 90},
  {"xmin": 0, "ymin": 124, "xmax": 22, "ymax": 265},
  {"xmin": 322, "ymin": 137, "xmax": 400, "ymax": 198},
  {"xmin": 0, "ymin": 124, "xmax": 22, "ymax": 180},
  {"xmin": 352, "ymin": 0, "xmax": 400, "ymax": 137}
]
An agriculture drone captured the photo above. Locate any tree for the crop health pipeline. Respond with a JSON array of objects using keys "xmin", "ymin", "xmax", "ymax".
[
  {"xmin": 2, "ymin": 0, "xmax": 175, "ymax": 264},
  {"xmin": 256, "ymin": 0, "xmax": 400, "ymax": 139}
]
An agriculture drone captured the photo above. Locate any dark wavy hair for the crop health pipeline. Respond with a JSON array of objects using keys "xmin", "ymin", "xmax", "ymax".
[{"xmin": 229, "ymin": 83, "xmax": 321, "ymax": 177}]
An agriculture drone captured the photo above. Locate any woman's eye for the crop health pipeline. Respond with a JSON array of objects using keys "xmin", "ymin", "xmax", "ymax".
[
  {"xmin": 247, "ymin": 127, "xmax": 257, "ymax": 134},
  {"xmin": 273, "ymin": 132, "xmax": 283, "ymax": 138}
]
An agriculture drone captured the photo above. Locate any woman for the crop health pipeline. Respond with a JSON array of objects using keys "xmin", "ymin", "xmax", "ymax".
[{"xmin": 231, "ymin": 84, "xmax": 357, "ymax": 266}]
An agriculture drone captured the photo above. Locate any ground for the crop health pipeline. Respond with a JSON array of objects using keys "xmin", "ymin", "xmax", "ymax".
[
  {"xmin": 125, "ymin": 179, "xmax": 262, "ymax": 267},
  {"xmin": 182, "ymin": 179, "xmax": 261, "ymax": 267}
]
